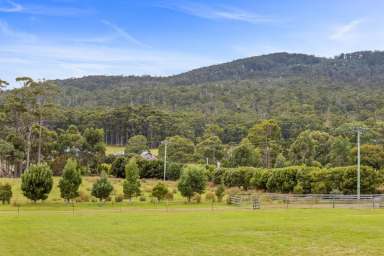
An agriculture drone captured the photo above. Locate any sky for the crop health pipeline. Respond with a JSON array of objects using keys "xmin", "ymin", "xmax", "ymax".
[{"xmin": 1, "ymin": 0, "xmax": 384, "ymax": 87}]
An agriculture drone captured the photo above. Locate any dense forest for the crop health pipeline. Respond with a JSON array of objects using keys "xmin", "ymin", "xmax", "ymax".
[{"xmin": 2, "ymin": 51, "xmax": 384, "ymax": 177}]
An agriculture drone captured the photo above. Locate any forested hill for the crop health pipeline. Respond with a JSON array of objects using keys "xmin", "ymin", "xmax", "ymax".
[{"xmin": 56, "ymin": 51, "xmax": 384, "ymax": 90}]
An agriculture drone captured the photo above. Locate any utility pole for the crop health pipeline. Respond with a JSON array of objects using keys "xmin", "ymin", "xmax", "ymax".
[
  {"xmin": 162, "ymin": 140, "xmax": 168, "ymax": 181},
  {"xmin": 355, "ymin": 127, "xmax": 367, "ymax": 200},
  {"xmin": 357, "ymin": 129, "xmax": 361, "ymax": 200}
]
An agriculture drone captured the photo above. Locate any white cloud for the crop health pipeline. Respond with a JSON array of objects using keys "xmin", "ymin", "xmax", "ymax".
[
  {"xmin": 330, "ymin": 19, "xmax": 364, "ymax": 40},
  {"xmin": 0, "ymin": 20, "xmax": 37, "ymax": 41},
  {"xmin": 0, "ymin": 40, "xmax": 221, "ymax": 88},
  {"xmin": 160, "ymin": 2, "xmax": 277, "ymax": 24},
  {"xmin": 0, "ymin": 0, "xmax": 92, "ymax": 16},
  {"xmin": 0, "ymin": 0, "xmax": 22, "ymax": 13},
  {"xmin": 101, "ymin": 20, "xmax": 149, "ymax": 48}
]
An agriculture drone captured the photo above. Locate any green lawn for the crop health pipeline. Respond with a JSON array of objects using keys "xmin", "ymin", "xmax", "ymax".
[
  {"xmin": 0, "ymin": 207, "xmax": 384, "ymax": 255},
  {"xmin": 105, "ymin": 145, "xmax": 125, "ymax": 155},
  {"xmin": 2, "ymin": 177, "xmax": 384, "ymax": 255}
]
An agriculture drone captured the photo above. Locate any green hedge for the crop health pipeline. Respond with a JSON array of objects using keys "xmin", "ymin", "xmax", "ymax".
[
  {"xmin": 136, "ymin": 158, "xmax": 183, "ymax": 180},
  {"xmin": 213, "ymin": 165, "xmax": 383, "ymax": 194}
]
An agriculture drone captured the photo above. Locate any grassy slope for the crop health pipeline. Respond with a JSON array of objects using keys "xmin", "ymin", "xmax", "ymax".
[{"xmin": 0, "ymin": 208, "xmax": 384, "ymax": 256}]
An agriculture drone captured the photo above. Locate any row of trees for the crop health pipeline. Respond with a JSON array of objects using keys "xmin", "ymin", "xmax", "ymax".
[{"xmin": 1, "ymin": 158, "xmax": 217, "ymax": 204}]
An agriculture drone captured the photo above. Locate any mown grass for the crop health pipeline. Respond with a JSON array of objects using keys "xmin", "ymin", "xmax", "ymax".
[
  {"xmin": 105, "ymin": 145, "xmax": 159, "ymax": 156},
  {"xmin": 2, "ymin": 177, "xmax": 384, "ymax": 255},
  {"xmin": 0, "ymin": 207, "xmax": 384, "ymax": 256},
  {"xmin": 105, "ymin": 145, "xmax": 125, "ymax": 155}
]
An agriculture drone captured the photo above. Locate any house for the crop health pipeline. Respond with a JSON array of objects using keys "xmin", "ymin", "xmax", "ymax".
[{"xmin": 140, "ymin": 150, "xmax": 157, "ymax": 161}]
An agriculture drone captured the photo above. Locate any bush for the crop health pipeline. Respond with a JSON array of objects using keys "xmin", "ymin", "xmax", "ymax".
[
  {"xmin": 250, "ymin": 169, "xmax": 270, "ymax": 190},
  {"xmin": 293, "ymin": 184, "xmax": 304, "ymax": 194},
  {"xmin": 50, "ymin": 155, "xmax": 67, "ymax": 176},
  {"xmin": 91, "ymin": 172, "xmax": 113, "ymax": 201},
  {"xmin": 152, "ymin": 182, "xmax": 168, "ymax": 202},
  {"xmin": 58, "ymin": 159, "xmax": 82, "ymax": 202},
  {"xmin": 205, "ymin": 191, "xmax": 216, "ymax": 202},
  {"xmin": 177, "ymin": 165, "xmax": 207, "ymax": 202},
  {"xmin": 165, "ymin": 191, "xmax": 174, "ymax": 201},
  {"xmin": 215, "ymin": 184, "xmax": 225, "ymax": 202},
  {"xmin": 21, "ymin": 163, "xmax": 53, "ymax": 202},
  {"xmin": 111, "ymin": 157, "xmax": 127, "ymax": 178},
  {"xmin": 137, "ymin": 159, "xmax": 181, "ymax": 180},
  {"xmin": 212, "ymin": 167, "xmax": 225, "ymax": 184},
  {"xmin": 266, "ymin": 167, "xmax": 299, "ymax": 193},
  {"xmin": 166, "ymin": 162, "xmax": 183, "ymax": 180},
  {"xmin": 223, "ymin": 167, "xmax": 255, "ymax": 190},
  {"xmin": 76, "ymin": 191, "xmax": 90, "ymax": 202},
  {"xmin": 192, "ymin": 193, "xmax": 201, "ymax": 203},
  {"xmin": 123, "ymin": 159, "xmax": 141, "ymax": 200},
  {"xmin": 0, "ymin": 183, "xmax": 12, "ymax": 204},
  {"xmin": 139, "ymin": 195, "xmax": 146, "ymax": 202},
  {"xmin": 98, "ymin": 163, "xmax": 111, "ymax": 175},
  {"xmin": 115, "ymin": 194, "xmax": 124, "ymax": 203}
]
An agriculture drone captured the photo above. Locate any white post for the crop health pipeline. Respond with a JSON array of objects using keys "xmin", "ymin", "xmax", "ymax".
[
  {"xmin": 163, "ymin": 141, "xmax": 167, "ymax": 181},
  {"xmin": 357, "ymin": 129, "xmax": 361, "ymax": 200}
]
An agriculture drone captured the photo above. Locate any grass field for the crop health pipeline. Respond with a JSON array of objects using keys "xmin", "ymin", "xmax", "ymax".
[
  {"xmin": 105, "ymin": 145, "xmax": 159, "ymax": 156},
  {"xmin": 2, "ymin": 177, "xmax": 384, "ymax": 255},
  {"xmin": 105, "ymin": 145, "xmax": 125, "ymax": 155},
  {"xmin": 0, "ymin": 207, "xmax": 384, "ymax": 256}
]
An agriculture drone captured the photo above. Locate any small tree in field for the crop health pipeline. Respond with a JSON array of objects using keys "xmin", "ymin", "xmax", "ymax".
[
  {"xmin": 123, "ymin": 159, "xmax": 141, "ymax": 201},
  {"xmin": 152, "ymin": 182, "xmax": 168, "ymax": 202},
  {"xmin": 91, "ymin": 172, "xmax": 113, "ymax": 202},
  {"xmin": 21, "ymin": 163, "xmax": 53, "ymax": 202},
  {"xmin": 0, "ymin": 183, "xmax": 12, "ymax": 204},
  {"xmin": 58, "ymin": 159, "xmax": 82, "ymax": 202},
  {"xmin": 215, "ymin": 184, "xmax": 225, "ymax": 202},
  {"xmin": 177, "ymin": 165, "xmax": 207, "ymax": 202}
]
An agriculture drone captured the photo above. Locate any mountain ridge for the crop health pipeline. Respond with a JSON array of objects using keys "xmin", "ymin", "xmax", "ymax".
[{"xmin": 55, "ymin": 50, "xmax": 384, "ymax": 90}]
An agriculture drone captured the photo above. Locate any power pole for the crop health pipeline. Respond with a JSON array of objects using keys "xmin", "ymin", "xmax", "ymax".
[
  {"xmin": 355, "ymin": 127, "xmax": 367, "ymax": 200},
  {"xmin": 357, "ymin": 129, "xmax": 361, "ymax": 200},
  {"xmin": 162, "ymin": 140, "xmax": 168, "ymax": 181}
]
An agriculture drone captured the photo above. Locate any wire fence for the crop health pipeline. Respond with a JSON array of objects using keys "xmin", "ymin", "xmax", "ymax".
[{"xmin": 229, "ymin": 193, "xmax": 384, "ymax": 209}]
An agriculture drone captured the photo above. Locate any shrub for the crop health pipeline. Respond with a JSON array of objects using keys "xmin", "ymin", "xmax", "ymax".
[
  {"xmin": 177, "ymin": 165, "xmax": 207, "ymax": 202},
  {"xmin": 58, "ymin": 159, "xmax": 82, "ymax": 202},
  {"xmin": 166, "ymin": 162, "xmax": 183, "ymax": 180},
  {"xmin": 212, "ymin": 167, "xmax": 225, "ymax": 184},
  {"xmin": 151, "ymin": 182, "xmax": 168, "ymax": 202},
  {"xmin": 111, "ymin": 157, "xmax": 127, "ymax": 178},
  {"xmin": 76, "ymin": 191, "xmax": 90, "ymax": 202},
  {"xmin": 98, "ymin": 163, "xmax": 111, "ymax": 175},
  {"xmin": 123, "ymin": 159, "xmax": 141, "ymax": 200},
  {"xmin": 0, "ymin": 183, "xmax": 12, "ymax": 204},
  {"xmin": 137, "ymin": 159, "xmax": 163, "ymax": 179},
  {"xmin": 50, "ymin": 155, "xmax": 67, "ymax": 176},
  {"xmin": 223, "ymin": 167, "xmax": 256, "ymax": 190},
  {"xmin": 215, "ymin": 184, "xmax": 225, "ymax": 202},
  {"xmin": 293, "ymin": 184, "xmax": 304, "ymax": 194},
  {"xmin": 139, "ymin": 195, "xmax": 146, "ymax": 202},
  {"xmin": 91, "ymin": 172, "xmax": 113, "ymax": 201},
  {"xmin": 250, "ymin": 169, "xmax": 270, "ymax": 190},
  {"xmin": 115, "ymin": 194, "xmax": 124, "ymax": 203},
  {"xmin": 192, "ymin": 193, "xmax": 201, "ymax": 203},
  {"xmin": 21, "ymin": 163, "xmax": 53, "ymax": 202},
  {"xmin": 205, "ymin": 191, "xmax": 216, "ymax": 202},
  {"xmin": 165, "ymin": 191, "xmax": 174, "ymax": 201}
]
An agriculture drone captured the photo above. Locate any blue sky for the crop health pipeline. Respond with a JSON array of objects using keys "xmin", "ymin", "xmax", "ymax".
[{"xmin": 1, "ymin": 0, "xmax": 384, "ymax": 87}]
